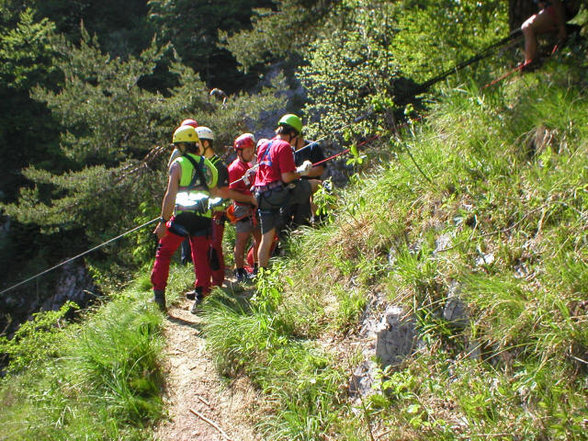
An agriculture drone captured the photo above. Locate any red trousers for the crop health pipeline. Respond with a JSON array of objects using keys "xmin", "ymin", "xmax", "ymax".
[
  {"xmin": 151, "ymin": 229, "xmax": 212, "ymax": 295},
  {"xmin": 211, "ymin": 212, "xmax": 226, "ymax": 286}
]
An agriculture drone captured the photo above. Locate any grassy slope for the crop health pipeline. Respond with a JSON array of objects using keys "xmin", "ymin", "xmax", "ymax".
[
  {"xmin": 203, "ymin": 56, "xmax": 587, "ymax": 440},
  {"xmin": 0, "ymin": 55, "xmax": 585, "ymax": 441},
  {"xmin": 0, "ymin": 270, "xmax": 194, "ymax": 441}
]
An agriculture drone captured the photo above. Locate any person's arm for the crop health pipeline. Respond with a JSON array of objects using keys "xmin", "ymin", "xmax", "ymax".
[
  {"xmin": 306, "ymin": 164, "xmax": 324, "ymax": 178},
  {"xmin": 217, "ymin": 186, "xmax": 257, "ymax": 205},
  {"xmin": 282, "ymin": 170, "xmax": 302, "ymax": 183},
  {"xmin": 154, "ymin": 162, "xmax": 181, "ymax": 239}
]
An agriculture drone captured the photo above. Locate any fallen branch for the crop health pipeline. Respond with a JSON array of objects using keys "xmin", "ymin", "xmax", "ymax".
[
  {"xmin": 196, "ymin": 395, "xmax": 212, "ymax": 407},
  {"xmin": 189, "ymin": 408, "xmax": 232, "ymax": 441}
]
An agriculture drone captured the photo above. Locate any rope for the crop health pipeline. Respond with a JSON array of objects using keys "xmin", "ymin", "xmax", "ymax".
[
  {"xmin": 482, "ymin": 59, "xmax": 531, "ymax": 89},
  {"xmin": 399, "ymin": 29, "xmax": 523, "ymax": 99},
  {"xmin": 0, "ymin": 217, "xmax": 160, "ymax": 296}
]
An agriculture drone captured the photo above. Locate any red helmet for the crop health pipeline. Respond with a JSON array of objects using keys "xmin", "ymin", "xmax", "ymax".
[
  {"xmin": 180, "ymin": 119, "xmax": 198, "ymax": 128},
  {"xmin": 234, "ymin": 133, "xmax": 255, "ymax": 151}
]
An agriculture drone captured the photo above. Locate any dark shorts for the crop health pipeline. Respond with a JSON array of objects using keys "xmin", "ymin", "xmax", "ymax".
[
  {"xmin": 169, "ymin": 212, "xmax": 212, "ymax": 237},
  {"xmin": 255, "ymin": 180, "xmax": 311, "ymax": 234}
]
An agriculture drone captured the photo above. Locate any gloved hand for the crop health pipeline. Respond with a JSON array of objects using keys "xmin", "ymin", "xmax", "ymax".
[
  {"xmin": 242, "ymin": 166, "xmax": 256, "ymax": 186},
  {"xmin": 296, "ymin": 160, "xmax": 313, "ymax": 176}
]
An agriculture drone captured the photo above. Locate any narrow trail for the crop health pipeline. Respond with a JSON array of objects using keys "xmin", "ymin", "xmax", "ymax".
[{"xmin": 154, "ymin": 295, "xmax": 261, "ymax": 441}]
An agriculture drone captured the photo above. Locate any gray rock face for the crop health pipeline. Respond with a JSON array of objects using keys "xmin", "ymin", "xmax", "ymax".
[
  {"xmin": 40, "ymin": 262, "xmax": 97, "ymax": 312},
  {"xmin": 375, "ymin": 306, "xmax": 418, "ymax": 367},
  {"xmin": 442, "ymin": 281, "xmax": 469, "ymax": 329}
]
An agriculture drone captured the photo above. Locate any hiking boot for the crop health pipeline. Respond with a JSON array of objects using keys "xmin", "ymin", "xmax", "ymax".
[
  {"xmin": 234, "ymin": 268, "xmax": 248, "ymax": 283},
  {"xmin": 248, "ymin": 264, "xmax": 259, "ymax": 280},
  {"xmin": 189, "ymin": 287, "xmax": 204, "ymax": 314},
  {"xmin": 185, "ymin": 290, "xmax": 196, "ymax": 300},
  {"xmin": 190, "ymin": 294, "xmax": 204, "ymax": 314},
  {"xmin": 152, "ymin": 290, "xmax": 166, "ymax": 312}
]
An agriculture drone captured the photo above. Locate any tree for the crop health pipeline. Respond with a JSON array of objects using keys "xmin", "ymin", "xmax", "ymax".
[
  {"xmin": 299, "ymin": 0, "xmax": 508, "ymax": 140},
  {"xmin": 147, "ymin": 0, "xmax": 274, "ymax": 92},
  {"xmin": 299, "ymin": 0, "xmax": 401, "ymax": 139},
  {"xmin": 6, "ymin": 26, "xmax": 286, "ymax": 265},
  {"xmin": 0, "ymin": 7, "xmax": 63, "ymax": 202},
  {"xmin": 223, "ymin": 0, "xmax": 337, "ymax": 71}
]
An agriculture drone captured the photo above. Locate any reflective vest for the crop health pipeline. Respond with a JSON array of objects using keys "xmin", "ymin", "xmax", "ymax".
[{"xmin": 174, "ymin": 153, "xmax": 218, "ymax": 218}]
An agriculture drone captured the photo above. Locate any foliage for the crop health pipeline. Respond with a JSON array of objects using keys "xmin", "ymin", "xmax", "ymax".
[
  {"xmin": 223, "ymin": 0, "xmax": 338, "ymax": 71},
  {"xmin": 297, "ymin": 0, "xmax": 508, "ymax": 144},
  {"xmin": 299, "ymin": 0, "xmax": 401, "ymax": 139},
  {"xmin": 389, "ymin": 0, "xmax": 508, "ymax": 82},
  {"xmin": 0, "ymin": 284, "xmax": 165, "ymax": 440},
  {"xmin": 28, "ymin": 0, "xmax": 154, "ymax": 57},
  {"xmin": 0, "ymin": 5, "xmax": 63, "ymax": 202},
  {"xmin": 0, "ymin": 301, "xmax": 77, "ymax": 373},
  {"xmin": 147, "ymin": 0, "xmax": 274, "ymax": 91}
]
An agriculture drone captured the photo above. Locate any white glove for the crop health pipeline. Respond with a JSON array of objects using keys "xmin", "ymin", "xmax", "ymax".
[
  {"xmin": 296, "ymin": 160, "xmax": 313, "ymax": 176},
  {"xmin": 242, "ymin": 166, "xmax": 256, "ymax": 186}
]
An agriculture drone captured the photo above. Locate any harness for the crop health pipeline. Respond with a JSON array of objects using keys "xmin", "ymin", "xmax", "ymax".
[
  {"xmin": 209, "ymin": 155, "xmax": 230, "ymax": 214},
  {"xmin": 180, "ymin": 154, "xmax": 208, "ymax": 191},
  {"xmin": 175, "ymin": 153, "xmax": 211, "ymax": 216}
]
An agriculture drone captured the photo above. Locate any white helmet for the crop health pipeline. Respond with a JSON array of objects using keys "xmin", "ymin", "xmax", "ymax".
[
  {"xmin": 256, "ymin": 138, "xmax": 269, "ymax": 149},
  {"xmin": 196, "ymin": 126, "xmax": 215, "ymax": 141}
]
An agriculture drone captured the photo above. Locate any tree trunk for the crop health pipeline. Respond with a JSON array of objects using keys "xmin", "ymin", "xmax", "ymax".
[{"xmin": 509, "ymin": 0, "xmax": 538, "ymax": 31}]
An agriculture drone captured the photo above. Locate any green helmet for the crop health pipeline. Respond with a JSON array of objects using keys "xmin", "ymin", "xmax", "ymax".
[{"xmin": 278, "ymin": 114, "xmax": 303, "ymax": 134}]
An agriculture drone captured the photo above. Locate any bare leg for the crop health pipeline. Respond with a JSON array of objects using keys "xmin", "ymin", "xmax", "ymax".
[
  {"xmin": 258, "ymin": 228, "xmax": 275, "ymax": 268},
  {"xmin": 521, "ymin": 9, "xmax": 556, "ymax": 63},
  {"xmin": 234, "ymin": 231, "xmax": 249, "ymax": 268}
]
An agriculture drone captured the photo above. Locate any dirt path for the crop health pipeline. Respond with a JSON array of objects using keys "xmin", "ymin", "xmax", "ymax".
[{"xmin": 154, "ymin": 295, "xmax": 261, "ymax": 441}]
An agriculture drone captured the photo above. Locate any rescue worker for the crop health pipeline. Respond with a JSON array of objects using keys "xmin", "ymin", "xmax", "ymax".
[
  {"xmin": 228, "ymin": 133, "xmax": 261, "ymax": 281},
  {"xmin": 193, "ymin": 126, "xmax": 256, "ymax": 289},
  {"xmin": 283, "ymin": 136, "xmax": 326, "ymax": 229},
  {"xmin": 168, "ymin": 118, "xmax": 199, "ymax": 265},
  {"xmin": 151, "ymin": 125, "xmax": 218, "ymax": 313},
  {"xmin": 253, "ymin": 114, "xmax": 321, "ymax": 269}
]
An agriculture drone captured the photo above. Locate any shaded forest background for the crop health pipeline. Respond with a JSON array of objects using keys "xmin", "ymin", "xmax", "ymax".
[{"xmin": 0, "ymin": 0, "xmax": 578, "ymax": 334}]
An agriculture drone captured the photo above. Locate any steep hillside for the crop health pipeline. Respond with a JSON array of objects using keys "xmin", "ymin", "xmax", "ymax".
[
  {"xmin": 202, "ymin": 60, "xmax": 587, "ymax": 440},
  {"xmin": 0, "ymin": 44, "xmax": 585, "ymax": 441}
]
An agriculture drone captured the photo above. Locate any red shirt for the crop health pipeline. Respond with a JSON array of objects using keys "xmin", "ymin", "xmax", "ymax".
[
  {"xmin": 253, "ymin": 138, "xmax": 296, "ymax": 187},
  {"xmin": 228, "ymin": 158, "xmax": 254, "ymax": 196}
]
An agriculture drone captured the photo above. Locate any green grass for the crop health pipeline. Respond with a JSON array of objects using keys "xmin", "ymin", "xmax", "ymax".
[
  {"xmin": 200, "ymin": 55, "xmax": 587, "ymax": 440},
  {"xmin": 0, "ymin": 265, "xmax": 196, "ymax": 441},
  {"xmin": 1, "ymin": 37, "xmax": 586, "ymax": 441}
]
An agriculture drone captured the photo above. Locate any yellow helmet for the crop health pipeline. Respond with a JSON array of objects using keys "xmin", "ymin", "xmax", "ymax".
[{"xmin": 172, "ymin": 125, "xmax": 200, "ymax": 144}]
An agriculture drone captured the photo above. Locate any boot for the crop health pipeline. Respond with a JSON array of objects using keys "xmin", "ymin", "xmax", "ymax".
[
  {"xmin": 189, "ymin": 287, "xmax": 204, "ymax": 315},
  {"xmin": 234, "ymin": 267, "xmax": 248, "ymax": 282},
  {"xmin": 153, "ymin": 290, "xmax": 166, "ymax": 312},
  {"xmin": 185, "ymin": 289, "xmax": 196, "ymax": 300}
]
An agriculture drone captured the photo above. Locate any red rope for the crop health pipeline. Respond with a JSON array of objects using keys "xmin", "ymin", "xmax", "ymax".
[
  {"xmin": 312, "ymin": 134, "xmax": 382, "ymax": 167},
  {"xmin": 482, "ymin": 60, "xmax": 531, "ymax": 89}
]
